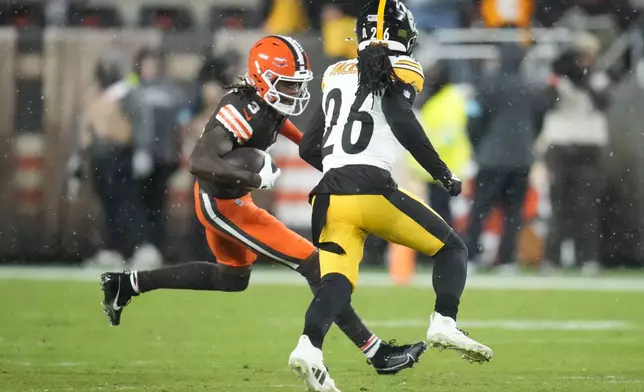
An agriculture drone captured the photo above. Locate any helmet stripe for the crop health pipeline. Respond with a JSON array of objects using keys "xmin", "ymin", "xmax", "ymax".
[
  {"xmin": 376, "ymin": 0, "xmax": 387, "ymax": 40},
  {"xmin": 273, "ymin": 35, "xmax": 306, "ymax": 72}
]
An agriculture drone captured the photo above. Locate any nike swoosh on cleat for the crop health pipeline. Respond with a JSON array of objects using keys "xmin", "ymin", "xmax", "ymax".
[
  {"xmin": 379, "ymin": 354, "xmax": 413, "ymax": 372},
  {"xmin": 111, "ymin": 280, "xmax": 121, "ymax": 311}
]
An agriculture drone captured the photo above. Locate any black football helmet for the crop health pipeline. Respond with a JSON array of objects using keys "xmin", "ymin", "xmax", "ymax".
[{"xmin": 356, "ymin": 0, "xmax": 418, "ymax": 55}]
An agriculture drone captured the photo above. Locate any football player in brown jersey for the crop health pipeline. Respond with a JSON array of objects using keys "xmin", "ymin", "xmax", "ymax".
[{"xmin": 100, "ymin": 35, "xmax": 426, "ymax": 376}]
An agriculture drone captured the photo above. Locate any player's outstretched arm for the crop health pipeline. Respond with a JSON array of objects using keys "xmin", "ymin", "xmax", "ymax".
[
  {"xmin": 189, "ymin": 124, "xmax": 262, "ymax": 188},
  {"xmin": 382, "ymin": 82, "xmax": 452, "ymax": 182},
  {"xmin": 280, "ymin": 119, "xmax": 304, "ymax": 145},
  {"xmin": 299, "ymin": 105, "xmax": 325, "ymax": 172}
]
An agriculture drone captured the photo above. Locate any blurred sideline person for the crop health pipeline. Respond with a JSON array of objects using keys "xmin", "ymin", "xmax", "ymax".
[
  {"xmin": 263, "ymin": 0, "xmax": 309, "ymax": 35},
  {"xmin": 100, "ymin": 35, "xmax": 425, "ymax": 379},
  {"xmin": 466, "ymin": 42, "xmax": 551, "ymax": 274},
  {"xmin": 539, "ymin": 33, "xmax": 610, "ymax": 274},
  {"xmin": 307, "ymin": 0, "xmax": 371, "ymax": 60},
  {"xmin": 291, "ymin": 2, "xmax": 492, "ymax": 390},
  {"xmin": 68, "ymin": 50, "xmax": 145, "ymax": 268},
  {"xmin": 263, "ymin": 0, "xmax": 369, "ymax": 60},
  {"xmin": 124, "ymin": 48, "xmax": 185, "ymax": 269},
  {"xmin": 406, "ymin": 0, "xmax": 469, "ymax": 31}
]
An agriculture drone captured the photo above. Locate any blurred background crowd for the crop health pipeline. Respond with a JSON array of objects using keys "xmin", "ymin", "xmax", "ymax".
[{"xmin": 2, "ymin": 0, "xmax": 644, "ymax": 279}]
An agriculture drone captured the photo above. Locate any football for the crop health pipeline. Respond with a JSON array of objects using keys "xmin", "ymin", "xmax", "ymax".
[{"xmin": 222, "ymin": 147, "xmax": 277, "ymax": 173}]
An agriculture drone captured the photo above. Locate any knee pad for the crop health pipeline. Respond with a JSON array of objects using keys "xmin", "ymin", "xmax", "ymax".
[{"xmin": 216, "ymin": 264, "xmax": 251, "ymax": 292}]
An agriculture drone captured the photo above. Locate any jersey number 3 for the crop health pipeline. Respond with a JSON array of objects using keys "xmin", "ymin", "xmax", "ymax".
[{"xmin": 321, "ymin": 88, "xmax": 374, "ymax": 158}]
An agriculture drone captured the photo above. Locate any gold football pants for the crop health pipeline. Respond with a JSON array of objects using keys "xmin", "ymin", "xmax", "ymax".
[{"xmin": 315, "ymin": 189, "xmax": 453, "ymax": 287}]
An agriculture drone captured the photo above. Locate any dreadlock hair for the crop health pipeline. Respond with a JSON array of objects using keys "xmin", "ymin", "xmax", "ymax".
[
  {"xmin": 356, "ymin": 43, "xmax": 400, "ymax": 97},
  {"xmin": 224, "ymin": 75, "xmax": 257, "ymax": 98}
]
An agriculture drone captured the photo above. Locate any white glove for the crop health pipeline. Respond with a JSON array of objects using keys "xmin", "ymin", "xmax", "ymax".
[
  {"xmin": 66, "ymin": 153, "xmax": 82, "ymax": 201},
  {"xmin": 257, "ymin": 152, "xmax": 280, "ymax": 190},
  {"xmin": 132, "ymin": 150, "xmax": 154, "ymax": 179}
]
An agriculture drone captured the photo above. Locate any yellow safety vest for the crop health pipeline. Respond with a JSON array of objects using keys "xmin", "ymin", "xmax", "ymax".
[
  {"xmin": 265, "ymin": 0, "xmax": 309, "ymax": 35},
  {"xmin": 406, "ymin": 85, "xmax": 472, "ymax": 182}
]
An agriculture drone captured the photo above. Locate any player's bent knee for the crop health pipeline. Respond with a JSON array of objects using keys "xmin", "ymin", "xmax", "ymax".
[
  {"xmin": 297, "ymin": 252, "xmax": 321, "ymax": 279},
  {"xmin": 321, "ymin": 273, "xmax": 353, "ymax": 302},
  {"xmin": 216, "ymin": 264, "xmax": 251, "ymax": 292},
  {"xmin": 321, "ymin": 268, "xmax": 358, "ymax": 291},
  {"xmin": 444, "ymin": 231, "xmax": 467, "ymax": 254},
  {"xmin": 297, "ymin": 251, "xmax": 324, "ymax": 293},
  {"xmin": 319, "ymin": 249, "xmax": 360, "ymax": 289},
  {"xmin": 435, "ymin": 231, "xmax": 468, "ymax": 262}
]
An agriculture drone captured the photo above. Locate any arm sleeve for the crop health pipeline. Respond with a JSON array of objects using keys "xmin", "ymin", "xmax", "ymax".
[
  {"xmin": 382, "ymin": 82, "xmax": 452, "ymax": 181},
  {"xmin": 280, "ymin": 119, "xmax": 304, "ymax": 145},
  {"xmin": 299, "ymin": 105, "xmax": 325, "ymax": 172}
]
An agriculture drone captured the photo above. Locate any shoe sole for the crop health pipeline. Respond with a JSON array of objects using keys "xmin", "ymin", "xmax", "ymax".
[
  {"xmin": 427, "ymin": 334, "xmax": 492, "ymax": 364},
  {"xmin": 289, "ymin": 359, "xmax": 320, "ymax": 392},
  {"xmin": 289, "ymin": 358, "xmax": 340, "ymax": 392}
]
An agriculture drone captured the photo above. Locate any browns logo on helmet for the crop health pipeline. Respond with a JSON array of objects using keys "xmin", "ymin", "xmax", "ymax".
[{"xmin": 245, "ymin": 35, "xmax": 313, "ymax": 116}]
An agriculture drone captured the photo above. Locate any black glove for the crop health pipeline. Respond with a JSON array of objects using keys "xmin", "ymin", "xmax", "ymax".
[{"xmin": 439, "ymin": 173, "xmax": 462, "ymax": 197}]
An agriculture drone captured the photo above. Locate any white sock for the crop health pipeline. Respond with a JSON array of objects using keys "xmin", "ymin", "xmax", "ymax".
[
  {"xmin": 360, "ymin": 335, "xmax": 382, "ymax": 359},
  {"xmin": 129, "ymin": 271, "xmax": 140, "ymax": 294}
]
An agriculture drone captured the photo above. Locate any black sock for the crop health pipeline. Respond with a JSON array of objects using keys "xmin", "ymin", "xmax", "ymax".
[
  {"xmin": 136, "ymin": 262, "xmax": 251, "ymax": 293},
  {"xmin": 297, "ymin": 254, "xmax": 373, "ymax": 348},
  {"xmin": 432, "ymin": 232, "xmax": 467, "ymax": 320},
  {"xmin": 302, "ymin": 273, "xmax": 353, "ymax": 349}
]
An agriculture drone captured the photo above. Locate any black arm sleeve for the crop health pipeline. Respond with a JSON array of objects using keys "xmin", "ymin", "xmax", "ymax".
[
  {"xmin": 188, "ymin": 124, "xmax": 262, "ymax": 188},
  {"xmin": 382, "ymin": 82, "xmax": 452, "ymax": 181},
  {"xmin": 299, "ymin": 105, "xmax": 325, "ymax": 172}
]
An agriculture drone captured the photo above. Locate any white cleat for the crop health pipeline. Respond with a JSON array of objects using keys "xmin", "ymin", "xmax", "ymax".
[
  {"xmin": 288, "ymin": 335, "xmax": 341, "ymax": 392},
  {"xmin": 426, "ymin": 312, "xmax": 493, "ymax": 363}
]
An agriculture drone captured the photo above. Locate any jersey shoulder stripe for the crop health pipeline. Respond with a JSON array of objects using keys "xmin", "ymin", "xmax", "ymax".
[
  {"xmin": 216, "ymin": 103, "xmax": 254, "ymax": 143},
  {"xmin": 392, "ymin": 57, "xmax": 424, "ymax": 93}
]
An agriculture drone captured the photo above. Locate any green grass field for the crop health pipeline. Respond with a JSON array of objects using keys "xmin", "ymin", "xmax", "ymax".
[{"xmin": 2, "ymin": 272, "xmax": 644, "ymax": 392}]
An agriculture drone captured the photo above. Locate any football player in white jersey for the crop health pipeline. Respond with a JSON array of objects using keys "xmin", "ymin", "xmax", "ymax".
[{"xmin": 287, "ymin": 1, "xmax": 493, "ymax": 390}]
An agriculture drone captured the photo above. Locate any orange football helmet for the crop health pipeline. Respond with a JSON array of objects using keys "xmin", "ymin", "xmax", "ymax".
[{"xmin": 246, "ymin": 35, "xmax": 313, "ymax": 116}]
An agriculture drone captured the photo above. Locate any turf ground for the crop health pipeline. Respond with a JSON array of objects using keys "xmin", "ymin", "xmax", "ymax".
[{"xmin": 1, "ymin": 267, "xmax": 644, "ymax": 392}]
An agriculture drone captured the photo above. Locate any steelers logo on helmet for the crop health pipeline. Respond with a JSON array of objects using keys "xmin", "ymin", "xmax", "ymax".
[{"xmin": 356, "ymin": 0, "xmax": 419, "ymax": 56}]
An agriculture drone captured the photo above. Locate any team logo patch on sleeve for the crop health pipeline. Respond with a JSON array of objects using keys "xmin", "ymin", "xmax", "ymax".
[{"xmin": 216, "ymin": 104, "xmax": 254, "ymax": 143}]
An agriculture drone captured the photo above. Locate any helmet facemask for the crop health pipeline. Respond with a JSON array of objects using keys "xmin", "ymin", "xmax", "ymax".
[{"xmin": 260, "ymin": 68, "xmax": 312, "ymax": 116}]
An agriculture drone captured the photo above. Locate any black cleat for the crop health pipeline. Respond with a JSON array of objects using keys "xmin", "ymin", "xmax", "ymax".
[
  {"xmin": 100, "ymin": 272, "xmax": 137, "ymax": 326},
  {"xmin": 368, "ymin": 340, "xmax": 428, "ymax": 375}
]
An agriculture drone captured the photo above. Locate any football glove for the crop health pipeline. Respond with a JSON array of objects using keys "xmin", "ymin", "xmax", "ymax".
[
  {"xmin": 440, "ymin": 173, "xmax": 462, "ymax": 197},
  {"xmin": 257, "ymin": 152, "xmax": 281, "ymax": 190}
]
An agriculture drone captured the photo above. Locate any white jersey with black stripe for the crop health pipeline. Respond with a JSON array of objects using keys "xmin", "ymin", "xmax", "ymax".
[{"xmin": 319, "ymin": 55, "xmax": 424, "ymax": 174}]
